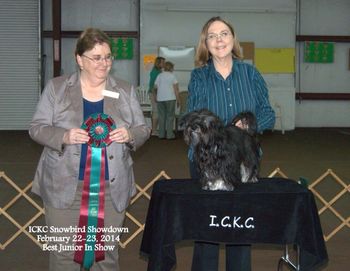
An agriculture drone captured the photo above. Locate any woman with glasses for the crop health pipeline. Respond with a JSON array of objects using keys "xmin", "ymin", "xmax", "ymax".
[
  {"xmin": 187, "ymin": 17, "xmax": 275, "ymax": 271},
  {"xmin": 29, "ymin": 28, "xmax": 150, "ymax": 271}
]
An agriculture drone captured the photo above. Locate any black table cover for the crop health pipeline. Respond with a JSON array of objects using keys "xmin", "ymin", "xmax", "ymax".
[{"xmin": 140, "ymin": 178, "xmax": 328, "ymax": 271}]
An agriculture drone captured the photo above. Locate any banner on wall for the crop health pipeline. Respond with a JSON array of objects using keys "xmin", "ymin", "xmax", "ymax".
[
  {"xmin": 304, "ymin": 41, "xmax": 334, "ymax": 63},
  {"xmin": 110, "ymin": 38, "xmax": 133, "ymax": 59},
  {"xmin": 255, "ymin": 48, "xmax": 295, "ymax": 73}
]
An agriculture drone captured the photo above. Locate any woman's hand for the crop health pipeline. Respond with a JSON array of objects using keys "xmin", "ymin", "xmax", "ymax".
[
  {"xmin": 63, "ymin": 128, "xmax": 89, "ymax": 145},
  {"xmin": 234, "ymin": 120, "xmax": 244, "ymax": 129},
  {"xmin": 109, "ymin": 127, "xmax": 132, "ymax": 143}
]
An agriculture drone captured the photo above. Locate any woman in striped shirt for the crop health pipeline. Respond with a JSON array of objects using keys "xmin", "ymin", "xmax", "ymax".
[{"xmin": 187, "ymin": 16, "xmax": 275, "ymax": 271}]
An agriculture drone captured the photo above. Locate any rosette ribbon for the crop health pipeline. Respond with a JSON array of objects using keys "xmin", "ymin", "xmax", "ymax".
[{"xmin": 74, "ymin": 113, "xmax": 116, "ymax": 269}]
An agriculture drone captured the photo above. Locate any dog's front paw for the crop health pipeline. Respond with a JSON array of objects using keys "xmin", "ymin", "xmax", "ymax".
[
  {"xmin": 250, "ymin": 176, "xmax": 259, "ymax": 183},
  {"xmin": 222, "ymin": 183, "xmax": 234, "ymax": 191},
  {"xmin": 202, "ymin": 184, "xmax": 210, "ymax": 190}
]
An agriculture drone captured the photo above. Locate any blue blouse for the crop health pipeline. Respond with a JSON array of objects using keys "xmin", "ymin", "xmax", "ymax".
[
  {"xmin": 78, "ymin": 99, "xmax": 109, "ymax": 181},
  {"xmin": 187, "ymin": 59, "xmax": 275, "ymax": 132}
]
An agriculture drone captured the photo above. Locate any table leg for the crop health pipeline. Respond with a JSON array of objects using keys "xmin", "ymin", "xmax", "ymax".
[{"xmin": 277, "ymin": 244, "xmax": 300, "ymax": 271}]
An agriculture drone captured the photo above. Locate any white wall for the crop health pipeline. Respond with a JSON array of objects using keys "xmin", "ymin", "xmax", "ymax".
[
  {"xmin": 42, "ymin": 0, "xmax": 139, "ymax": 86},
  {"xmin": 141, "ymin": 0, "xmax": 297, "ymax": 130},
  {"xmin": 141, "ymin": 0, "xmax": 296, "ymax": 84},
  {"xmin": 40, "ymin": 0, "xmax": 350, "ymax": 128},
  {"xmin": 296, "ymin": 0, "xmax": 350, "ymax": 127}
]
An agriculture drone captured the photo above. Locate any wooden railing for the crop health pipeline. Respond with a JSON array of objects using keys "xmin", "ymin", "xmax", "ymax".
[{"xmin": 1, "ymin": 169, "xmax": 349, "ymax": 250}]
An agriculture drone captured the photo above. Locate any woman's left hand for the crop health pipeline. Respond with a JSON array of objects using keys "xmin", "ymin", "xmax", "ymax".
[{"xmin": 109, "ymin": 127, "xmax": 132, "ymax": 143}]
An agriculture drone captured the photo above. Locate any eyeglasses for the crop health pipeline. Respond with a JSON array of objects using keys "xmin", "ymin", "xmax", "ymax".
[
  {"xmin": 206, "ymin": 31, "xmax": 232, "ymax": 41},
  {"xmin": 82, "ymin": 54, "xmax": 114, "ymax": 64}
]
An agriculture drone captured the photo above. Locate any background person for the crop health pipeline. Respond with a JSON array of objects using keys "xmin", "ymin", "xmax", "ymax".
[
  {"xmin": 29, "ymin": 28, "xmax": 150, "ymax": 271},
  {"xmin": 154, "ymin": 61, "xmax": 180, "ymax": 140},
  {"xmin": 187, "ymin": 16, "xmax": 275, "ymax": 271},
  {"xmin": 148, "ymin": 56, "xmax": 165, "ymax": 136}
]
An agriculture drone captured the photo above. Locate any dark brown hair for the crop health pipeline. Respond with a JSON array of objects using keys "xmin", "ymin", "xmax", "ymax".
[
  {"xmin": 75, "ymin": 28, "xmax": 111, "ymax": 56},
  {"xmin": 154, "ymin": 56, "xmax": 165, "ymax": 70}
]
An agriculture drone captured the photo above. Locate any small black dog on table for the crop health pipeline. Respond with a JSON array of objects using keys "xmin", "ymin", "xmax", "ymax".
[{"xmin": 181, "ymin": 109, "xmax": 260, "ymax": 191}]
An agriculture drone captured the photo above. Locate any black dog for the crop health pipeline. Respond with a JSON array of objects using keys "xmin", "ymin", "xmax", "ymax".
[{"xmin": 181, "ymin": 109, "xmax": 260, "ymax": 191}]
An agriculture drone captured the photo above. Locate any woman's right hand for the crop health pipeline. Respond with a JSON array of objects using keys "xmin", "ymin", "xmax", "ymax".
[{"xmin": 63, "ymin": 128, "xmax": 89, "ymax": 145}]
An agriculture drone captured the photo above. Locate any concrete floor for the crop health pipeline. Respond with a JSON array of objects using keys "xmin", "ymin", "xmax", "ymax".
[{"xmin": 0, "ymin": 128, "xmax": 349, "ymax": 270}]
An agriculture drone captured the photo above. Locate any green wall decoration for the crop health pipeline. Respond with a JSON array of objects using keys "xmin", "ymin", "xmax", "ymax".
[
  {"xmin": 304, "ymin": 41, "xmax": 334, "ymax": 63},
  {"xmin": 110, "ymin": 38, "xmax": 133, "ymax": 59}
]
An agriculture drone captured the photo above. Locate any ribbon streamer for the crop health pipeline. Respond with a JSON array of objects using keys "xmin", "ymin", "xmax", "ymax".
[{"xmin": 74, "ymin": 113, "xmax": 115, "ymax": 268}]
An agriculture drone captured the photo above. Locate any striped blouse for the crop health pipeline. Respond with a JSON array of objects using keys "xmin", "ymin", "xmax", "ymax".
[{"xmin": 187, "ymin": 59, "xmax": 275, "ymax": 132}]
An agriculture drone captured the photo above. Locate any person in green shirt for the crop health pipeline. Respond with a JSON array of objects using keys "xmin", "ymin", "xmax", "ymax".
[{"xmin": 148, "ymin": 56, "xmax": 165, "ymax": 135}]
